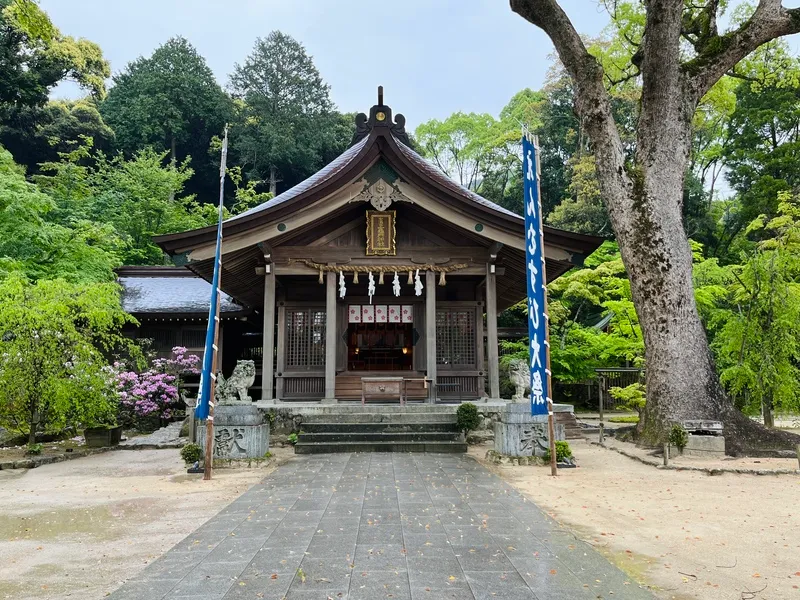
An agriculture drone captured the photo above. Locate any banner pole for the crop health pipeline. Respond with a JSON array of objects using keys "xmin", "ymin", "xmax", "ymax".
[
  {"xmin": 532, "ymin": 134, "xmax": 557, "ymax": 477},
  {"xmin": 203, "ymin": 125, "xmax": 229, "ymax": 481}
]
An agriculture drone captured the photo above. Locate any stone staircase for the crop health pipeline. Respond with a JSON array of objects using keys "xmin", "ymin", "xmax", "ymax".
[
  {"xmin": 554, "ymin": 410, "xmax": 584, "ymax": 440},
  {"xmin": 294, "ymin": 410, "xmax": 467, "ymax": 454}
]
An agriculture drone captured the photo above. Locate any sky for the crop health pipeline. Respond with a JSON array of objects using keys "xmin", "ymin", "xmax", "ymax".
[{"xmin": 39, "ymin": 0, "xmax": 609, "ymax": 131}]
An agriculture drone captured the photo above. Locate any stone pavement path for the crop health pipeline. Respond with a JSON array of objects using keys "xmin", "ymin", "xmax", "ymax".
[{"xmin": 109, "ymin": 453, "xmax": 655, "ymax": 600}]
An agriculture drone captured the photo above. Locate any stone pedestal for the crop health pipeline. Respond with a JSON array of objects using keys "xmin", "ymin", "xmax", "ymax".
[
  {"xmin": 683, "ymin": 434, "xmax": 725, "ymax": 457},
  {"xmin": 493, "ymin": 403, "xmax": 565, "ymax": 457},
  {"xmin": 196, "ymin": 405, "xmax": 270, "ymax": 459}
]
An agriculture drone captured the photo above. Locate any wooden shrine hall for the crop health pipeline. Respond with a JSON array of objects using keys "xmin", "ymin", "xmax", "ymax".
[{"xmin": 155, "ymin": 92, "xmax": 602, "ymax": 403}]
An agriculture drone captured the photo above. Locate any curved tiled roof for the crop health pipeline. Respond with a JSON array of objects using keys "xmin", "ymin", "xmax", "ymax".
[{"xmin": 228, "ymin": 136, "xmax": 370, "ymax": 221}]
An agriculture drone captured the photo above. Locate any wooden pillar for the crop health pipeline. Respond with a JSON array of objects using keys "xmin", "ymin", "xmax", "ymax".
[
  {"xmin": 425, "ymin": 270, "xmax": 437, "ymax": 404},
  {"xmin": 261, "ymin": 267, "xmax": 276, "ymax": 402},
  {"xmin": 486, "ymin": 263, "xmax": 501, "ymax": 399},
  {"xmin": 324, "ymin": 270, "xmax": 337, "ymax": 402}
]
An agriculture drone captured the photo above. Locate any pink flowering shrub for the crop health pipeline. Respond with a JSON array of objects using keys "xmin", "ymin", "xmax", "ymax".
[{"xmin": 115, "ymin": 347, "xmax": 200, "ymax": 428}]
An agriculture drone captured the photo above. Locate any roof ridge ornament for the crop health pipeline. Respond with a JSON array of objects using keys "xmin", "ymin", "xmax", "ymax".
[
  {"xmin": 354, "ymin": 177, "xmax": 407, "ymax": 211},
  {"xmin": 350, "ymin": 85, "xmax": 411, "ymax": 147}
]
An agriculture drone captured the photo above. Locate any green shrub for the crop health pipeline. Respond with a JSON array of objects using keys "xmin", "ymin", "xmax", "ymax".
[
  {"xmin": 287, "ymin": 433, "xmax": 298, "ymax": 445},
  {"xmin": 26, "ymin": 443, "xmax": 43, "ymax": 455},
  {"xmin": 456, "ymin": 403, "xmax": 481, "ymax": 434},
  {"xmin": 543, "ymin": 440, "xmax": 573, "ymax": 462},
  {"xmin": 668, "ymin": 424, "xmax": 688, "ymax": 451},
  {"xmin": 608, "ymin": 383, "xmax": 646, "ymax": 415},
  {"xmin": 180, "ymin": 443, "xmax": 202, "ymax": 464},
  {"xmin": 608, "ymin": 415, "xmax": 640, "ymax": 423}
]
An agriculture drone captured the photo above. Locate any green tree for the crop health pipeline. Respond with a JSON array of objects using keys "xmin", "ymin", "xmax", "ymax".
[
  {"xmin": 722, "ymin": 41, "xmax": 800, "ymax": 245},
  {"xmin": 712, "ymin": 193, "xmax": 800, "ymax": 426},
  {"xmin": 0, "ymin": 0, "xmax": 108, "ymax": 113},
  {"xmin": 88, "ymin": 148, "xmax": 214, "ymax": 264},
  {"xmin": 0, "ymin": 274, "xmax": 136, "ymax": 443},
  {"xmin": 0, "ymin": 145, "xmax": 121, "ymax": 282},
  {"xmin": 0, "ymin": 98, "xmax": 114, "ymax": 174},
  {"xmin": 511, "ymin": 0, "xmax": 800, "ymax": 450},
  {"xmin": 228, "ymin": 31, "xmax": 351, "ymax": 195},
  {"xmin": 101, "ymin": 37, "xmax": 232, "ymax": 200}
]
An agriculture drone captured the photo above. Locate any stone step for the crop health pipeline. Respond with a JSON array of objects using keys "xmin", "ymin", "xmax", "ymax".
[
  {"xmin": 301, "ymin": 412, "xmax": 457, "ymax": 424},
  {"xmin": 301, "ymin": 422, "xmax": 459, "ymax": 434},
  {"xmin": 297, "ymin": 432, "xmax": 463, "ymax": 443},
  {"xmin": 294, "ymin": 440, "xmax": 468, "ymax": 454}
]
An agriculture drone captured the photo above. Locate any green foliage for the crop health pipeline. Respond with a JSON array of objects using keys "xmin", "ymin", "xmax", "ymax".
[
  {"xmin": 0, "ymin": 0, "xmax": 109, "ymax": 115},
  {"xmin": 608, "ymin": 415, "xmax": 639, "ymax": 423},
  {"xmin": 88, "ymin": 148, "xmax": 213, "ymax": 264},
  {"xmin": 543, "ymin": 440, "xmax": 573, "ymax": 463},
  {"xmin": 0, "ymin": 145, "xmax": 122, "ymax": 282},
  {"xmin": 669, "ymin": 425, "xmax": 689, "ymax": 452},
  {"xmin": 0, "ymin": 274, "xmax": 136, "ymax": 443},
  {"xmin": 608, "ymin": 383, "xmax": 646, "ymax": 415},
  {"xmin": 229, "ymin": 31, "xmax": 351, "ymax": 195},
  {"xmin": 287, "ymin": 432, "xmax": 298, "ymax": 446},
  {"xmin": 499, "ymin": 242, "xmax": 644, "ymax": 389},
  {"xmin": 705, "ymin": 193, "xmax": 800, "ymax": 419},
  {"xmin": 456, "ymin": 402, "xmax": 481, "ymax": 434},
  {"xmin": 26, "ymin": 442, "xmax": 43, "ymax": 455},
  {"xmin": 101, "ymin": 36, "xmax": 232, "ymax": 199},
  {"xmin": 180, "ymin": 443, "xmax": 202, "ymax": 464}
]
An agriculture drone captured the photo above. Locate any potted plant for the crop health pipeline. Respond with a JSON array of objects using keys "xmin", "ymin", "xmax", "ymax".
[{"xmin": 84, "ymin": 420, "xmax": 123, "ymax": 447}]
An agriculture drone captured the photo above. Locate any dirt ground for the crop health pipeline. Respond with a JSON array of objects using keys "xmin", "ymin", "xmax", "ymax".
[
  {"xmin": 471, "ymin": 440, "xmax": 800, "ymax": 600},
  {"xmin": 0, "ymin": 447, "xmax": 294, "ymax": 600}
]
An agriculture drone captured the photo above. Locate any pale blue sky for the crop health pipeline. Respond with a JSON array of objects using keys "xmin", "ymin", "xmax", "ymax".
[{"xmin": 40, "ymin": 0, "xmax": 608, "ymax": 129}]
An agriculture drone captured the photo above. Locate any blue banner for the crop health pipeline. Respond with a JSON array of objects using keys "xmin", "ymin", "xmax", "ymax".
[
  {"xmin": 523, "ymin": 134, "xmax": 549, "ymax": 416},
  {"xmin": 196, "ymin": 129, "xmax": 228, "ymax": 421}
]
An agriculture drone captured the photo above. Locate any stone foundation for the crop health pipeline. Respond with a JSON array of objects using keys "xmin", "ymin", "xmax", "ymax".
[
  {"xmin": 683, "ymin": 434, "xmax": 725, "ymax": 457},
  {"xmin": 493, "ymin": 403, "xmax": 565, "ymax": 457},
  {"xmin": 196, "ymin": 405, "xmax": 270, "ymax": 459}
]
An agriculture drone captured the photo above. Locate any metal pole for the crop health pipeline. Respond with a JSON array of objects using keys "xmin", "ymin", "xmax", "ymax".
[
  {"xmin": 203, "ymin": 125, "xmax": 228, "ymax": 481},
  {"xmin": 534, "ymin": 135, "xmax": 557, "ymax": 477}
]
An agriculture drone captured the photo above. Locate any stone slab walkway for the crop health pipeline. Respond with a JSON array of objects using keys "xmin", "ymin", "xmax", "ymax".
[{"xmin": 108, "ymin": 453, "xmax": 656, "ymax": 600}]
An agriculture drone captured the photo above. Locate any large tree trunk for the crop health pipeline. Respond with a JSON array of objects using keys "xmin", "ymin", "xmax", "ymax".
[{"xmin": 510, "ymin": 0, "xmax": 800, "ymax": 455}]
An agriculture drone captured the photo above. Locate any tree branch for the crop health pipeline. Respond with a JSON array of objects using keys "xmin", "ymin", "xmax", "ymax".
[
  {"xmin": 685, "ymin": 1, "xmax": 800, "ymax": 101},
  {"xmin": 510, "ymin": 0, "xmax": 633, "ymax": 223}
]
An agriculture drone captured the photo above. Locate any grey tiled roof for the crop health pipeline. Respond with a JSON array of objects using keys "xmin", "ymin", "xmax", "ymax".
[
  {"xmin": 119, "ymin": 276, "xmax": 244, "ymax": 315},
  {"xmin": 393, "ymin": 135, "xmax": 524, "ymax": 221},
  {"xmin": 228, "ymin": 136, "xmax": 370, "ymax": 221}
]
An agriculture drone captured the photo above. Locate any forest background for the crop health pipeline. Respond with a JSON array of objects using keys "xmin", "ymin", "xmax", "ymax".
[{"xmin": 1, "ymin": 0, "xmax": 798, "ymax": 438}]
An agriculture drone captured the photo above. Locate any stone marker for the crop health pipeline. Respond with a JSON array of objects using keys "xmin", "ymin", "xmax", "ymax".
[
  {"xmin": 493, "ymin": 402, "xmax": 565, "ymax": 457},
  {"xmin": 196, "ymin": 404, "xmax": 270, "ymax": 459}
]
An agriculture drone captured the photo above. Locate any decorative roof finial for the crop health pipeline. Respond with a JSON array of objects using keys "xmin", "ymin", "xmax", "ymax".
[{"xmin": 378, "ymin": 85, "xmax": 384, "ymax": 106}]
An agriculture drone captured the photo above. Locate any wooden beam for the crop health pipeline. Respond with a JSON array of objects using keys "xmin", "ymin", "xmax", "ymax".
[
  {"xmin": 425, "ymin": 270, "xmax": 437, "ymax": 404},
  {"xmin": 308, "ymin": 218, "xmax": 363, "ymax": 246},
  {"xmin": 261, "ymin": 268, "xmax": 276, "ymax": 402},
  {"xmin": 324, "ymin": 270, "xmax": 337, "ymax": 402},
  {"xmin": 486, "ymin": 263, "xmax": 501, "ymax": 399}
]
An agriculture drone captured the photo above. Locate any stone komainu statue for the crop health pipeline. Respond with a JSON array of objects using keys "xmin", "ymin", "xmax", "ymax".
[
  {"xmin": 508, "ymin": 358, "xmax": 529, "ymax": 401},
  {"xmin": 216, "ymin": 360, "xmax": 256, "ymax": 404}
]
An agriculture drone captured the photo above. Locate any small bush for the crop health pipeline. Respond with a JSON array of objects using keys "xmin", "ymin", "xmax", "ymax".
[
  {"xmin": 608, "ymin": 415, "xmax": 640, "ymax": 424},
  {"xmin": 456, "ymin": 403, "xmax": 481, "ymax": 434},
  {"xmin": 26, "ymin": 443, "xmax": 43, "ymax": 455},
  {"xmin": 287, "ymin": 433, "xmax": 298, "ymax": 445},
  {"xmin": 544, "ymin": 440, "xmax": 573, "ymax": 463},
  {"xmin": 180, "ymin": 443, "xmax": 202, "ymax": 464},
  {"xmin": 668, "ymin": 424, "xmax": 688, "ymax": 452},
  {"xmin": 608, "ymin": 383, "xmax": 646, "ymax": 415}
]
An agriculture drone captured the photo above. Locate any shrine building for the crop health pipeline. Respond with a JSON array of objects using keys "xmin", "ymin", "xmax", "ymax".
[{"xmin": 152, "ymin": 94, "xmax": 602, "ymax": 404}]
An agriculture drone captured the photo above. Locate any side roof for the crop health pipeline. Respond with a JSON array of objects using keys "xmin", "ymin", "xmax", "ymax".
[{"xmin": 117, "ymin": 266, "xmax": 247, "ymax": 316}]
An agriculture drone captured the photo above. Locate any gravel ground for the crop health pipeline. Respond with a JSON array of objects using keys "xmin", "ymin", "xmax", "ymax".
[
  {"xmin": 0, "ymin": 447, "xmax": 293, "ymax": 600},
  {"xmin": 471, "ymin": 439, "xmax": 800, "ymax": 600}
]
